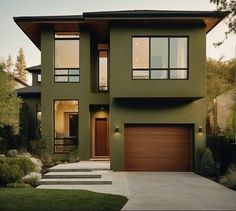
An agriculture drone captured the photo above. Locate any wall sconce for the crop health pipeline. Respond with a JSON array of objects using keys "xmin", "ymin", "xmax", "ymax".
[
  {"xmin": 198, "ymin": 126, "xmax": 203, "ymax": 133},
  {"xmin": 115, "ymin": 127, "xmax": 120, "ymax": 133}
]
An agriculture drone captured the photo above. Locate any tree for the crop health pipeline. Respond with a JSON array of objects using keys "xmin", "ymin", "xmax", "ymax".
[
  {"xmin": 5, "ymin": 54, "xmax": 14, "ymax": 74},
  {"xmin": 210, "ymin": 0, "xmax": 236, "ymax": 45},
  {"xmin": 14, "ymin": 48, "xmax": 27, "ymax": 82},
  {"xmin": 0, "ymin": 67, "xmax": 22, "ymax": 132},
  {"xmin": 206, "ymin": 58, "xmax": 235, "ymax": 134}
]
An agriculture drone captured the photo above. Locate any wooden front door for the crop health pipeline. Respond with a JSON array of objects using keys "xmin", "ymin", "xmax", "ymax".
[{"xmin": 95, "ymin": 118, "xmax": 109, "ymax": 156}]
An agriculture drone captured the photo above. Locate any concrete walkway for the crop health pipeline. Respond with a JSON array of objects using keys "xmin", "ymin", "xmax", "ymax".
[{"xmin": 38, "ymin": 162, "xmax": 236, "ymax": 210}]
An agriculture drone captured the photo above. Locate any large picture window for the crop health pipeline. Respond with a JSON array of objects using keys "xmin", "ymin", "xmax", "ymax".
[
  {"xmin": 54, "ymin": 100, "xmax": 78, "ymax": 153},
  {"xmin": 54, "ymin": 32, "xmax": 80, "ymax": 82},
  {"xmin": 132, "ymin": 37, "xmax": 188, "ymax": 80}
]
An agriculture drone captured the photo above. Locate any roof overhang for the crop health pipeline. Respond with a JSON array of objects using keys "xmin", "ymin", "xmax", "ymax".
[{"xmin": 14, "ymin": 10, "xmax": 229, "ymax": 50}]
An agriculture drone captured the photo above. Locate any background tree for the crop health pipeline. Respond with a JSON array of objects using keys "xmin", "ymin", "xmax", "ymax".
[
  {"xmin": 14, "ymin": 48, "xmax": 27, "ymax": 82},
  {"xmin": 206, "ymin": 58, "xmax": 235, "ymax": 134},
  {"xmin": 210, "ymin": 0, "xmax": 236, "ymax": 45},
  {"xmin": 0, "ymin": 65, "xmax": 22, "ymax": 132},
  {"xmin": 5, "ymin": 54, "xmax": 14, "ymax": 74}
]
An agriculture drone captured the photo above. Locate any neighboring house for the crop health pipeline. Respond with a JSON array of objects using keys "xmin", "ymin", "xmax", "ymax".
[
  {"xmin": 17, "ymin": 65, "xmax": 41, "ymax": 140},
  {"xmin": 14, "ymin": 76, "xmax": 29, "ymax": 89},
  {"xmin": 215, "ymin": 88, "xmax": 236, "ymax": 132},
  {"xmin": 14, "ymin": 10, "xmax": 228, "ymax": 171}
]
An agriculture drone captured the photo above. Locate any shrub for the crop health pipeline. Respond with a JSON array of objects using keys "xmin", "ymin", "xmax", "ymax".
[
  {"xmin": 220, "ymin": 165, "xmax": 236, "ymax": 190},
  {"xmin": 6, "ymin": 149, "xmax": 18, "ymax": 157},
  {"xmin": 0, "ymin": 156, "xmax": 35, "ymax": 185},
  {"xmin": 23, "ymin": 172, "xmax": 41, "ymax": 187},
  {"xmin": 200, "ymin": 148, "xmax": 216, "ymax": 176},
  {"xmin": 6, "ymin": 182, "xmax": 31, "ymax": 188},
  {"xmin": 0, "ymin": 161, "xmax": 23, "ymax": 185},
  {"xmin": 14, "ymin": 156, "xmax": 35, "ymax": 175},
  {"xmin": 30, "ymin": 137, "xmax": 48, "ymax": 159},
  {"xmin": 68, "ymin": 149, "xmax": 79, "ymax": 163}
]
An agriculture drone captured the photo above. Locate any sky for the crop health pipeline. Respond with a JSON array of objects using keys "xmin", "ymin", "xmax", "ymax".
[{"xmin": 0, "ymin": 0, "xmax": 235, "ymax": 69}]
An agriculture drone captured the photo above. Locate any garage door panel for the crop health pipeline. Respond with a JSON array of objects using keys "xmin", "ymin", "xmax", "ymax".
[{"xmin": 125, "ymin": 125, "xmax": 192, "ymax": 171}]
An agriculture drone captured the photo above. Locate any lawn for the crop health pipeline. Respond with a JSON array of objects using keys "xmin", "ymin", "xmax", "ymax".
[{"xmin": 0, "ymin": 188, "xmax": 128, "ymax": 211}]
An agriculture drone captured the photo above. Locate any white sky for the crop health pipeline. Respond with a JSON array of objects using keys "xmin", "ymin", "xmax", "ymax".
[{"xmin": 0, "ymin": 0, "xmax": 235, "ymax": 69}]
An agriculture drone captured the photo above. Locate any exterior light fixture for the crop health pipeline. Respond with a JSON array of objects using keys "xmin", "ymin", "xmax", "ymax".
[
  {"xmin": 115, "ymin": 127, "xmax": 120, "ymax": 133},
  {"xmin": 198, "ymin": 126, "xmax": 203, "ymax": 133}
]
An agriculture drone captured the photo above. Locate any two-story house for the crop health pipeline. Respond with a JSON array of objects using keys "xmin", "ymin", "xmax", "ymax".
[{"xmin": 14, "ymin": 10, "xmax": 228, "ymax": 171}]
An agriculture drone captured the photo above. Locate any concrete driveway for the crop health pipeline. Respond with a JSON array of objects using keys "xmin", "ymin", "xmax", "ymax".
[{"xmin": 122, "ymin": 172, "xmax": 236, "ymax": 210}]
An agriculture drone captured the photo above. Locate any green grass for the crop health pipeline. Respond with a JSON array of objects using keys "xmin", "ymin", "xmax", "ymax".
[{"xmin": 0, "ymin": 188, "xmax": 128, "ymax": 211}]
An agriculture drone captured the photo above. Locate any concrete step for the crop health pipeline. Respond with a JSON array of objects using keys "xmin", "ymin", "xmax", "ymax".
[
  {"xmin": 43, "ymin": 174, "xmax": 101, "ymax": 179},
  {"xmin": 39, "ymin": 178, "xmax": 112, "ymax": 185}
]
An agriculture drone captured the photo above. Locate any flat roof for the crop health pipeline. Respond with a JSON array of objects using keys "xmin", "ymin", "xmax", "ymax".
[{"xmin": 14, "ymin": 10, "xmax": 229, "ymax": 50}]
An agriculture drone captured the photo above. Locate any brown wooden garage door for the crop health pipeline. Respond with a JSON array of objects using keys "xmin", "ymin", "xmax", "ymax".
[{"xmin": 125, "ymin": 125, "xmax": 192, "ymax": 171}]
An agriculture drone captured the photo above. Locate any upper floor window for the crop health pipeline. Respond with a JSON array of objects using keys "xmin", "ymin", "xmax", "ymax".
[
  {"xmin": 132, "ymin": 37, "xmax": 188, "ymax": 80},
  {"xmin": 54, "ymin": 32, "xmax": 80, "ymax": 83}
]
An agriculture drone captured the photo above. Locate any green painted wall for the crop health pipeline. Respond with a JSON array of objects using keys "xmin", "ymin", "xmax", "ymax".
[
  {"xmin": 109, "ymin": 24, "xmax": 206, "ymax": 171},
  {"xmin": 40, "ymin": 23, "xmax": 207, "ymax": 171},
  {"xmin": 20, "ymin": 97, "xmax": 40, "ymax": 140},
  {"xmin": 109, "ymin": 25, "xmax": 206, "ymax": 98},
  {"xmin": 41, "ymin": 26, "xmax": 109, "ymax": 160}
]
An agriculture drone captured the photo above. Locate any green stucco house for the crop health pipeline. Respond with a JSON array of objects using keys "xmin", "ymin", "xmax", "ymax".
[{"xmin": 14, "ymin": 10, "xmax": 228, "ymax": 171}]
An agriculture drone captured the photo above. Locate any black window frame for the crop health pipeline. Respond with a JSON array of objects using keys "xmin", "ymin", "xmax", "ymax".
[
  {"xmin": 54, "ymin": 33, "xmax": 80, "ymax": 83},
  {"xmin": 132, "ymin": 36, "xmax": 189, "ymax": 80}
]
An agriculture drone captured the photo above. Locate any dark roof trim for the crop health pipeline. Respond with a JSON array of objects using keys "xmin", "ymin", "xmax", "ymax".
[
  {"xmin": 13, "ymin": 15, "xmax": 84, "ymax": 23},
  {"xmin": 83, "ymin": 10, "xmax": 230, "ymax": 19},
  {"xmin": 26, "ymin": 65, "xmax": 41, "ymax": 73}
]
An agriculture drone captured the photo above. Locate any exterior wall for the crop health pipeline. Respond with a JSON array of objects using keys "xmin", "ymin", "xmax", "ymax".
[
  {"xmin": 109, "ymin": 24, "xmax": 206, "ymax": 171},
  {"xmin": 41, "ymin": 26, "xmax": 109, "ymax": 160},
  {"xmin": 109, "ymin": 25, "xmax": 206, "ymax": 98},
  {"xmin": 20, "ymin": 97, "xmax": 41, "ymax": 140},
  {"xmin": 216, "ymin": 88, "xmax": 236, "ymax": 131}
]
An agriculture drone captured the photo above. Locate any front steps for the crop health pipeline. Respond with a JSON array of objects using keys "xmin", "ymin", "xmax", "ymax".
[{"xmin": 38, "ymin": 161, "xmax": 112, "ymax": 186}]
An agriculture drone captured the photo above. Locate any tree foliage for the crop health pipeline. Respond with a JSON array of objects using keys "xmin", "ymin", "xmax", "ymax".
[
  {"xmin": 14, "ymin": 48, "xmax": 27, "ymax": 82},
  {"xmin": 206, "ymin": 58, "xmax": 235, "ymax": 112},
  {"xmin": 5, "ymin": 54, "xmax": 14, "ymax": 74},
  {"xmin": 210, "ymin": 0, "xmax": 236, "ymax": 45},
  {"xmin": 0, "ymin": 65, "xmax": 22, "ymax": 132}
]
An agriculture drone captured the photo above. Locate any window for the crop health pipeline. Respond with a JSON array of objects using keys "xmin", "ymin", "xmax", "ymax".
[
  {"xmin": 54, "ymin": 32, "xmax": 80, "ymax": 82},
  {"xmin": 98, "ymin": 50, "xmax": 108, "ymax": 91},
  {"xmin": 132, "ymin": 37, "xmax": 188, "ymax": 80},
  {"xmin": 54, "ymin": 100, "xmax": 78, "ymax": 153},
  {"xmin": 37, "ymin": 74, "xmax": 41, "ymax": 82},
  {"xmin": 36, "ymin": 103, "xmax": 41, "ymax": 131}
]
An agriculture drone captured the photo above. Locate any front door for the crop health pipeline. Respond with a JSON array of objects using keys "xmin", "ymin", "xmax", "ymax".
[{"xmin": 95, "ymin": 118, "xmax": 109, "ymax": 156}]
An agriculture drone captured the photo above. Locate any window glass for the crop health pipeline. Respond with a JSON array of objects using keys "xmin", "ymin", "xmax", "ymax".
[
  {"xmin": 132, "ymin": 38, "xmax": 149, "ymax": 68},
  {"xmin": 99, "ymin": 51, "xmax": 108, "ymax": 91},
  {"xmin": 55, "ymin": 69, "xmax": 68, "ymax": 75},
  {"xmin": 151, "ymin": 38, "xmax": 168, "ymax": 68},
  {"xmin": 170, "ymin": 69, "xmax": 187, "ymax": 79},
  {"xmin": 54, "ymin": 100, "xmax": 78, "ymax": 153},
  {"xmin": 170, "ymin": 38, "xmax": 187, "ymax": 68},
  {"xmin": 151, "ymin": 70, "xmax": 168, "ymax": 79},
  {"xmin": 133, "ymin": 70, "xmax": 149, "ymax": 79},
  {"xmin": 55, "ymin": 76, "xmax": 68, "ymax": 82},
  {"xmin": 37, "ymin": 74, "xmax": 41, "ymax": 82},
  {"xmin": 69, "ymin": 76, "xmax": 80, "ymax": 82},
  {"xmin": 69, "ymin": 69, "xmax": 80, "ymax": 75},
  {"xmin": 55, "ymin": 39, "xmax": 79, "ymax": 68}
]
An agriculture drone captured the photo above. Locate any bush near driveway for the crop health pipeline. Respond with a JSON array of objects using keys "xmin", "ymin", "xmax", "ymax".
[
  {"xmin": 0, "ymin": 188, "xmax": 128, "ymax": 211},
  {"xmin": 220, "ymin": 165, "xmax": 236, "ymax": 191}
]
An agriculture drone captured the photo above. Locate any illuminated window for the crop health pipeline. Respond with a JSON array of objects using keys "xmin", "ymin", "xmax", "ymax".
[
  {"xmin": 54, "ymin": 32, "xmax": 80, "ymax": 83},
  {"xmin": 54, "ymin": 100, "xmax": 78, "ymax": 153},
  {"xmin": 132, "ymin": 37, "xmax": 188, "ymax": 80}
]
